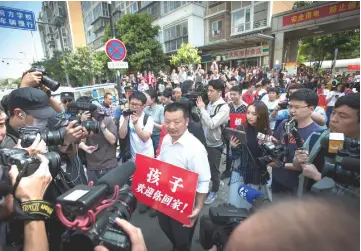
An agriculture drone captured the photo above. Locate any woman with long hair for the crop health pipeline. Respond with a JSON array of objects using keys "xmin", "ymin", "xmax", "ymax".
[{"xmin": 228, "ymin": 101, "xmax": 272, "ymax": 208}]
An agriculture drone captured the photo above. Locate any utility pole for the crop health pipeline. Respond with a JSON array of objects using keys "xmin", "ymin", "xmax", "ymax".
[{"xmin": 108, "ymin": 1, "xmax": 122, "ymax": 103}]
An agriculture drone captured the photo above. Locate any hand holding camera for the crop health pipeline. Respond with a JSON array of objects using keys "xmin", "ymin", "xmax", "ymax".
[
  {"xmin": 63, "ymin": 120, "xmax": 88, "ymax": 145},
  {"xmin": 15, "ymin": 133, "xmax": 47, "ymax": 156},
  {"xmin": 9, "ymin": 154, "xmax": 52, "ymax": 202},
  {"xmin": 294, "ymin": 149, "xmax": 309, "ymax": 165},
  {"xmin": 20, "ymin": 71, "xmax": 43, "ymax": 88}
]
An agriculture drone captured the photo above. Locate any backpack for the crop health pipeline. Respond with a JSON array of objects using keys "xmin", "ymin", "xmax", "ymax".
[
  {"xmin": 257, "ymin": 92, "xmax": 267, "ymax": 101},
  {"xmin": 118, "ymin": 114, "xmax": 149, "ymax": 162},
  {"xmin": 210, "ymin": 103, "xmax": 227, "ymax": 145}
]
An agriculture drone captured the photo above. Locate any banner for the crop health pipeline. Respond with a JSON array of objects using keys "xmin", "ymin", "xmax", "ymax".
[
  {"xmin": 229, "ymin": 114, "xmax": 246, "ymax": 129},
  {"xmin": 132, "ymin": 154, "xmax": 199, "ymax": 225},
  {"xmin": 283, "ymin": 2, "xmax": 359, "ymax": 27},
  {"xmin": 225, "ymin": 45, "xmax": 269, "ymax": 60},
  {"xmin": 284, "ymin": 62, "xmax": 298, "ymax": 76}
]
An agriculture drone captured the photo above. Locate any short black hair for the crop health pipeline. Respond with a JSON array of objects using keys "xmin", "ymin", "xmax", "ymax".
[
  {"xmin": 230, "ymin": 86, "xmax": 242, "ymax": 94},
  {"xmin": 181, "ymin": 80, "xmax": 194, "ymax": 95},
  {"xmin": 262, "ymin": 79, "xmax": 270, "ymax": 86},
  {"xmin": 335, "ymin": 93, "xmax": 360, "ymax": 121},
  {"xmin": 289, "ymin": 83, "xmax": 303, "ymax": 90},
  {"xmin": 337, "ymin": 83, "xmax": 346, "ymax": 92},
  {"xmin": 76, "ymin": 96, "xmax": 95, "ymax": 103},
  {"xmin": 129, "ymin": 91, "xmax": 147, "ymax": 105},
  {"xmin": 145, "ymin": 89, "xmax": 158, "ymax": 102},
  {"xmin": 268, "ymin": 87, "xmax": 280, "ymax": 95},
  {"xmin": 104, "ymin": 92, "xmax": 112, "ymax": 99},
  {"xmin": 164, "ymin": 102, "xmax": 189, "ymax": 119},
  {"xmin": 208, "ymin": 79, "xmax": 224, "ymax": 92},
  {"xmin": 162, "ymin": 88, "xmax": 173, "ymax": 98},
  {"xmin": 289, "ymin": 88, "xmax": 318, "ymax": 108}
]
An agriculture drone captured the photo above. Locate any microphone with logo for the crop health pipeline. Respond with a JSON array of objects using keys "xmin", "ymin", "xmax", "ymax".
[{"xmin": 238, "ymin": 185, "xmax": 270, "ymax": 212}]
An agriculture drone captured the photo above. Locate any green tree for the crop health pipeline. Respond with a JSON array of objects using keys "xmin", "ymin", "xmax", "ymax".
[
  {"xmin": 31, "ymin": 51, "xmax": 67, "ymax": 85},
  {"xmin": 62, "ymin": 47, "xmax": 105, "ymax": 86},
  {"xmin": 170, "ymin": 43, "xmax": 201, "ymax": 71},
  {"xmin": 298, "ymin": 30, "xmax": 360, "ymax": 69},
  {"xmin": 103, "ymin": 13, "xmax": 166, "ymax": 73}
]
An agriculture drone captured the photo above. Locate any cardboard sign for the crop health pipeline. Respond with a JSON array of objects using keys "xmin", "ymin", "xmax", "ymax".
[
  {"xmin": 132, "ymin": 154, "xmax": 199, "ymax": 225},
  {"xmin": 229, "ymin": 114, "xmax": 246, "ymax": 129}
]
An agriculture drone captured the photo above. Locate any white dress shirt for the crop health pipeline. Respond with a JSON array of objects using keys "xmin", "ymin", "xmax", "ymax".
[{"xmin": 158, "ymin": 130, "xmax": 211, "ymax": 193}]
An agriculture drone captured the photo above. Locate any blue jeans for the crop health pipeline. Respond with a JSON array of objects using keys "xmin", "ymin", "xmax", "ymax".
[{"xmin": 151, "ymin": 134, "xmax": 160, "ymax": 156}]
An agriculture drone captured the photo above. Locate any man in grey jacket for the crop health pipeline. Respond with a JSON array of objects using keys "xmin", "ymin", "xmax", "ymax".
[{"xmin": 197, "ymin": 79, "xmax": 230, "ymax": 204}]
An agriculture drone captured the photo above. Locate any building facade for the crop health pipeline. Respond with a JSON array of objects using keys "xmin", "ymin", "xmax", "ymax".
[
  {"xmin": 199, "ymin": 1, "xmax": 294, "ymax": 69},
  {"xmin": 38, "ymin": 1, "xmax": 86, "ymax": 59}
]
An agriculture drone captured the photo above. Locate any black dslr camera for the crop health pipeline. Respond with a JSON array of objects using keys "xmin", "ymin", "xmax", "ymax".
[
  {"xmin": 29, "ymin": 67, "xmax": 60, "ymax": 92},
  {"xmin": 122, "ymin": 109, "xmax": 135, "ymax": 117},
  {"xmin": 0, "ymin": 148, "xmax": 61, "ymax": 178},
  {"xmin": 19, "ymin": 127, "xmax": 66, "ymax": 148}
]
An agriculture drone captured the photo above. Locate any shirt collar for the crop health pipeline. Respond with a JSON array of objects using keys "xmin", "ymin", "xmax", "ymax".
[
  {"xmin": 209, "ymin": 97, "xmax": 225, "ymax": 107},
  {"xmin": 171, "ymin": 129, "xmax": 190, "ymax": 146}
]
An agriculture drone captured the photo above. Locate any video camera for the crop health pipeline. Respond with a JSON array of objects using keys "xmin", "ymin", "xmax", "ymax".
[
  {"xmin": 56, "ymin": 162, "xmax": 136, "ymax": 251},
  {"xmin": 66, "ymin": 101, "xmax": 104, "ymax": 133},
  {"xmin": 0, "ymin": 148, "xmax": 61, "ymax": 178},
  {"xmin": 29, "ymin": 67, "xmax": 60, "ymax": 92},
  {"xmin": 320, "ymin": 133, "xmax": 360, "ymax": 187},
  {"xmin": 200, "ymin": 185, "xmax": 270, "ymax": 251}
]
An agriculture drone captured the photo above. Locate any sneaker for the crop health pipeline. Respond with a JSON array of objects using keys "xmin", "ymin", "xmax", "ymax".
[
  {"xmin": 220, "ymin": 170, "xmax": 231, "ymax": 180},
  {"xmin": 204, "ymin": 192, "xmax": 217, "ymax": 205}
]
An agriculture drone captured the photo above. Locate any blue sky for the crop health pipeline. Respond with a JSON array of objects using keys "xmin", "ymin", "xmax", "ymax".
[{"xmin": 0, "ymin": 1, "xmax": 43, "ymax": 79}]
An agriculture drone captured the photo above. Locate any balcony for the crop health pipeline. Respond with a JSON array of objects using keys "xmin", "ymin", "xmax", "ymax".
[
  {"xmin": 205, "ymin": 2, "xmax": 229, "ymax": 18},
  {"xmin": 89, "ymin": 36, "xmax": 105, "ymax": 50},
  {"xmin": 92, "ymin": 17, "xmax": 109, "ymax": 33}
]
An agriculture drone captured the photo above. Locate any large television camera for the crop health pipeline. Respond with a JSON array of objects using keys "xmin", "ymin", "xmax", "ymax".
[
  {"xmin": 320, "ymin": 133, "xmax": 360, "ymax": 188},
  {"xmin": 200, "ymin": 185, "xmax": 270, "ymax": 251},
  {"xmin": 56, "ymin": 162, "xmax": 136, "ymax": 251}
]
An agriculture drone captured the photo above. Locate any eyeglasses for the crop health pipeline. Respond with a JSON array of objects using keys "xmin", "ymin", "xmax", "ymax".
[
  {"xmin": 129, "ymin": 103, "xmax": 143, "ymax": 107},
  {"xmin": 289, "ymin": 105, "xmax": 309, "ymax": 110}
]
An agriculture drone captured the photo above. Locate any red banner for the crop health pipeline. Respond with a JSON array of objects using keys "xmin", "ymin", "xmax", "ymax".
[
  {"xmin": 283, "ymin": 1, "xmax": 359, "ymax": 26},
  {"xmin": 132, "ymin": 154, "xmax": 199, "ymax": 225},
  {"xmin": 348, "ymin": 65, "xmax": 360, "ymax": 71},
  {"xmin": 229, "ymin": 114, "xmax": 246, "ymax": 129}
]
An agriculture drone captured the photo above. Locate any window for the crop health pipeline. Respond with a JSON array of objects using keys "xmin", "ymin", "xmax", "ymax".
[
  {"xmin": 163, "ymin": 1, "xmax": 189, "ymax": 15},
  {"xmin": 163, "ymin": 22, "xmax": 188, "ymax": 52},
  {"xmin": 131, "ymin": 2, "xmax": 138, "ymax": 13},
  {"xmin": 141, "ymin": 1, "xmax": 152, "ymax": 8},
  {"xmin": 58, "ymin": 7, "xmax": 64, "ymax": 17},
  {"xmin": 211, "ymin": 20, "xmax": 222, "ymax": 36},
  {"xmin": 232, "ymin": 7, "xmax": 252, "ymax": 34}
]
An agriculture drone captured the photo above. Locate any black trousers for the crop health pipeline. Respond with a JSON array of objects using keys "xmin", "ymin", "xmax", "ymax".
[
  {"xmin": 156, "ymin": 211, "xmax": 198, "ymax": 251},
  {"xmin": 206, "ymin": 146, "xmax": 223, "ymax": 192}
]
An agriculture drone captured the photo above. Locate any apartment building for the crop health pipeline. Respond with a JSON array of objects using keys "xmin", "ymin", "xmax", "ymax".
[
  {"xmin": 200, "ymin": 1, "xmax": 295, "ymax": 69},
  {"xmin": 38, "ymin": 1, "xmax": 86, "ymax": 59}
]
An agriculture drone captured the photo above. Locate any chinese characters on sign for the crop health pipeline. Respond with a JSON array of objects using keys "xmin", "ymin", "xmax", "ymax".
[
  {"xmin": 229, "ymin": 114, "xmax": 246, "ymax": 129},
  {"xmin": 226, "ymin": 45, "xmax": 268, "ymax": 60},
  {"xmin": 0, "ymin": 6, "xmax": 36, "ymax": 31},
  {"xmin": 283, "ymin": 1, "xmax": 359, "ymax": 27},
  {"xmin": 132, "ymin": 154, "xmax": 199, "ymax": 225}
]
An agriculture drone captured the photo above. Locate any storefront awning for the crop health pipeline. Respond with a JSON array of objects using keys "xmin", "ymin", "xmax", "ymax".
[{"xmin": 197, "ymin": 33, "xmax": 274, "ymax": 52}]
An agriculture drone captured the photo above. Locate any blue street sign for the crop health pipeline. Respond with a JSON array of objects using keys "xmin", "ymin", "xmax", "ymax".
[{"xmin": 0, "ymin": 6, "xmax": 36, "ymax": 31}]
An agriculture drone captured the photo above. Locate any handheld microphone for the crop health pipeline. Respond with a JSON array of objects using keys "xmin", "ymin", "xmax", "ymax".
[
  {"xmin": 320, "ymin": 132, "xmax": 344, "ymax": 154},
  {"xmin": 238, "ymin": 185, "xmax": 270, "ymax": 210},
  {"xmin": 57, "ymin": 162, "xmax": 136, "ymax": 215}
]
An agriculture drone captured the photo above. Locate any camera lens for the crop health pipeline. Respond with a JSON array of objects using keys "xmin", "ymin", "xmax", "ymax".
[
  {"xmin": 82, "ymin": 121, "xmax": 100, "ymax": 133},
  {"xmin": 43, "ymin": 151, "xmax": 61, "ymax": 177},
  {"xmin": 45, "ymin": 130, "xmax": 64, "ymax": 146},
  {"xmin": 21, "ymin": 133, "xmax": 38, "ymax": 148},
  {"xmin": 41, "ymin": 76, "xmax": 60, "ymax": 92}
]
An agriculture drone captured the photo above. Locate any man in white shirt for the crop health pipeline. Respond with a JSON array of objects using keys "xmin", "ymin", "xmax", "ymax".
[
  {"xmin": 118, "ymin": 91, "xmax": 154, "ymax": 161},
  {"xmin": 157, "ymin": 102, "xmax": 211, "ymax": 251},
  {"xmin": 137, "ymin": 77, "xmax": 149, "ymax": 93}
]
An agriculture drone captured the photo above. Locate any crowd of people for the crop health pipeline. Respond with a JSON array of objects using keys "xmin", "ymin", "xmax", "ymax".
[{"xmin": 0, "ymin": 60, "xmax": 359, "ymax": 251}]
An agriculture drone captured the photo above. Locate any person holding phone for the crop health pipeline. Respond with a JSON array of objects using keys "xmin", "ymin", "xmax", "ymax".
[
  {"xmin": 325, "ymin": 83, "xmax": 345, "ymax": 127},
  {"xmin": 228, "ymin": 101, "xmax": 272, "ymax": 209}
]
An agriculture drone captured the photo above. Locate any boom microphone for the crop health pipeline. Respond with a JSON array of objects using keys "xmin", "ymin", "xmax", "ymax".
[
  {"xmin": 57, "ymin": 162, "xmax": 136, "ymax": 216},
  {"xmin": 66, "ymin": 102, "xmax": 98, "ymax": 114}
]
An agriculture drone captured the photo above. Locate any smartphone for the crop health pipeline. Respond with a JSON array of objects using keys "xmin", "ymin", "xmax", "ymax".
[{"xmin": 223, "ymin": 128, "xmax": 247, "ymax": 144}]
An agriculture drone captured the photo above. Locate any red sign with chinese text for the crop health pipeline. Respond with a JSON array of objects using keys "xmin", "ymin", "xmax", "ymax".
[
  {"xmin": 132, "ymin": 154, "xmax": 199, "ymax": 225},
  {"xmin": 348, "ymin": 65, "xmax": 360, "ymax": 71},
  {"xmin": 283, "ymin": 1, "xmax": 359, "ymax": 26},
  {"xmin": 229, "ymin": 114, "xmax": 246, "ymax": 129}
]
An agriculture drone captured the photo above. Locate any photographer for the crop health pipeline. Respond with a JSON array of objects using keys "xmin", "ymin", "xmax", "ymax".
[
  {"xmin": 79, "ymin": 101, "xmax": 117, "ymax": 182},
  {"xmin": 118, "ymin": 91, "xmax": 154, "ymax": 162},
  {"xmin": 7, "ymin": 154, "xmax": 52, "ymax": 251},
  {"xmin": 197, "ymin": 79, "xmax": 230, "ymax": 205},
  {"xmin": 228, "ymin": 101, "xmax": 271, "ymax": 209},
  {"xmin": 294, "ymin": 93, "xmax": 360, "ymax": 192},
  {"xmin": 272, "ymin": 89, "xmax": 321, "ymax": 195},
  {"xmin": 20, "ymin": 69, "xmax": 63, "ymax": 114}
]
